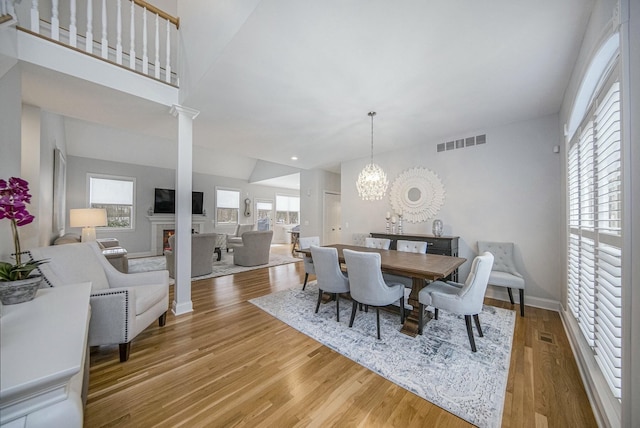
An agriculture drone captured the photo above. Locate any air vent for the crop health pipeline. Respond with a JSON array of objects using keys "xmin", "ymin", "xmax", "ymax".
[
  {"xmin": 437, "ymin": 134, "xmax": 486, "ymax": 153},
  {"xmin": 538, "ymin": 332, "xmax": 555, "ymax": 344}
]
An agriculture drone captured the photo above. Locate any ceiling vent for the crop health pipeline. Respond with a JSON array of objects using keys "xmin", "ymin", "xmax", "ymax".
[{"xmin": 437, "ymin": 134, "xmax": 486, "ymax": 153}]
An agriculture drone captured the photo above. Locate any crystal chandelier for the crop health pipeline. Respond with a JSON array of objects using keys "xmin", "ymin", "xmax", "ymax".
[{"xmin": 356, "ymin": 111, "xmax": 389, "ymax": 200}]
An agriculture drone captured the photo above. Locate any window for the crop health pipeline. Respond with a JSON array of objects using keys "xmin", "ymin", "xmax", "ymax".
[
  {"xmin": 89, "ymin": 174, "xmax": 135, "ymax": 229},
  {"xmin": 567, "ymin": 67, "xmax": 622, "ymax": 399},
  {"xmin": 276, "ymin": 194, "xmax": 299, "ymax": 225},
  {"xmin": 216, "ymin": 188, "xmax": 239, "ymax": 224}
]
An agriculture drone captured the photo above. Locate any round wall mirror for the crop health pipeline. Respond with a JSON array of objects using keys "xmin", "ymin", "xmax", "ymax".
[{"xmin": 407, "ymin": 187, "xmax": 421, "ymax": 202}]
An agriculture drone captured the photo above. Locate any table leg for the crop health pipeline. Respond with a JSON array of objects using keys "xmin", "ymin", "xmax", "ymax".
[
  {"xmin": 400, "ymin": 277, "xmax": 429, "ymax": 337},
  {"xmin": 214, "ymin": 247, "xmax": 222, "ymax": 261}
]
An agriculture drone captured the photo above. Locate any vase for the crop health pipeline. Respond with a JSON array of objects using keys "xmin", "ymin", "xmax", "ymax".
[
  {"xmin": 432, "ymin": 219, "xmax": 443, "ymax": 237},
  {"xmin": 0, "ymin": 275, "xmax": 43, "ymax": 305}
]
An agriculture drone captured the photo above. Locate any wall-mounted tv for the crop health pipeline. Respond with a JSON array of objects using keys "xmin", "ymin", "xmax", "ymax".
[{"xmin": 154, "ymin": 188, "xmax": 204, "ymax": 215}]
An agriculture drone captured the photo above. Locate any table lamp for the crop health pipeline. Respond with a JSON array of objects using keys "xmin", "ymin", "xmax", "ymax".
[{"xmin": 70, "ymin": 208, "xmax": 107, "ymax": 242}]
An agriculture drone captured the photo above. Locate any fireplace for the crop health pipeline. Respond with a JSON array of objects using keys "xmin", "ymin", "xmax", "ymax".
[
  {"xmin": 147, "ymin": 215, "xmax": 207, "ymax": 256},
  {"xmin": 162, "ymin": 230, "xmax": 175, "ymax": 254}
]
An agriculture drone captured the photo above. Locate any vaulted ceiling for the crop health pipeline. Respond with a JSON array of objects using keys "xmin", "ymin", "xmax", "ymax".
[{"xmin": 20, "ymin": 0, "xmax": 594, "ymax": 187}]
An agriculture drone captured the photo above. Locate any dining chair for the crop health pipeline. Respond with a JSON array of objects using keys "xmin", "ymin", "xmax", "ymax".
[
  {"xmin": 418, "ymin": 251, "xmax": 494, "ymax": 352},
  {"xmin": 383, "ymin": 239, "xmax": 428, "ymax": 288},
  {"xmin": 298, "ymin": 236, "xmax": 320, "ymax": 290},
  {"xmin": 365, "ymin": 237, "xmax": 391, "ymax": 250},
  {"xmin": 477, "ymin": 241, "xmax": 525, "ymax": 316},
  {"xmin": 343, "ymin": 249, "xmax": 405, "ymax": 339},
  {"xmin": 310, "ymin": 246, "xmax": 350, "ymax": 321}
]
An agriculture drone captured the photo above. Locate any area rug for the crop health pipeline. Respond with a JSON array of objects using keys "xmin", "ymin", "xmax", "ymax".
[
  {"xmin": 128, "ymin": 252, "xmax": 301, "ymax": 280},
  {"xmin": 249, "ymin": 281, "xmax": 515, "ymax": 428}
]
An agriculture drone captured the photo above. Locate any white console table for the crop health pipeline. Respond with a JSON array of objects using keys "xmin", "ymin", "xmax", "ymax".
[{"xmin": 0, "ymin": 283, "xmax": 92, "ymax": 427}]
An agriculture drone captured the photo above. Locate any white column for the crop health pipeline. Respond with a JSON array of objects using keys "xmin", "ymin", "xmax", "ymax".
[
  {"xmin": 69, "ymin": 0, "xmax": 77, "ymax": 47},
  {"xmin": 85, "ymin": 0, "xmax": 93, "ymax": 53},
  {"xmin": 169, "ymin": 105, "xmax": 200, "ymax": 316},
  {"xmin": 142, "ymin": 7, "xmax": 148, "ymax": 74},
  {"xmin": 30, "ymin": 0, "xmax": 39, "ymax": 34},
  {"xmin": 116, "ymin": 0, "xmax": 122, "ymax": 64},
  {"xmin": 129, "ymin": 1, "xmax": 135, "ymax": 69},
  {"xmin": 101, "ymin": 0, "xmax": 108, "ymax": 59},
  {"xmin": 51, "ymin": 0, "xmax": 59, "ymax": 40}
]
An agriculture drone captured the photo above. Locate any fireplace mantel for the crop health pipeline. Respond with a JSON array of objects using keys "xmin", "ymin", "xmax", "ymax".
[{"xmin": 146, "ymin": 215, "xmax": 208, "ymax": 256}]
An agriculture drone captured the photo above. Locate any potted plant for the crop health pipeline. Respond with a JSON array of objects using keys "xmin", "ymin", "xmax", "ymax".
[{"xmin": 0, "ymin": 177, "xmax": 47, "ymax": 304}]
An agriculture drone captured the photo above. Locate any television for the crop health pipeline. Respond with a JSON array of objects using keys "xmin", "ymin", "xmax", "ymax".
[{"xmin": 154, "ymin": 188, "xmax": 204, "ymax": 215}]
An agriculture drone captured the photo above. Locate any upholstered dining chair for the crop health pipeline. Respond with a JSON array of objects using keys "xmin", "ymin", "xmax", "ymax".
[
  {"xmin": 343, "ymin": 249, "xmax": 405, "ymax": 339},
  {"xmin": 383, "ymin": 239, "xmax": 428, "ymax": 288},
  {"xmin": 298, "ymin": 236, "xmax": 320, "ymax": 290},
  {"xmin": 310, "ymin": 246, "xmax": 350, "ymax": 321},
  {"xmin": 478, "ymin": 241, "xmax": 526, "ymax": 316},
  {"xmin": 365, "ymin": 237, "xmax": 391, "ymax": 250},
  {"xmin": 418, "ymin": 251, "xmax": 494, "ymax": 352}
]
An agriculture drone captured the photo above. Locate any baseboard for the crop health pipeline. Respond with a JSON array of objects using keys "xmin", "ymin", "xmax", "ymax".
[
  {"xmin": 484, "ymin": 286, "xmax": 561, "ymax": 312},
  {"xmin": 559, "ymin": 309, "xmax": 621, "ymax": 427}
]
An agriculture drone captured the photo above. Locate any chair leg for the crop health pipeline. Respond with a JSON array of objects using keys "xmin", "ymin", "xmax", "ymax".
[
  {"xmin": 376, "ymin": 308, "xmax": 381, "ymax": 340},
  {"xmin": 349, "ymin": 300, "xmax": 358, "ymax": 327},
  {"xmin": 507, "ymin": 287, "xmax": 514, "ymax": 304},
  {"xmin": 158, "ymin": 311, "xmax": 167, "ymax": 327},
  {"xmin": 399, "ymin": 296, "xmax": 405, "ymax": 324},
  {"xmin": 335, "ymin": 294, "xmax": 340, "ymax": 322},
  {"xmin": 434, "ymin": 308, "xmax": 439, "ymax": 320},
  {"xmin": 418, "ymin": 303, "xmax": 424, "ymax": 335},
  {"xmin": 119, "ymin": 342, "xmax": 131, "ymax": 362},
  {"xmin": 465, "ymin": 315, "xmax": 477, "ymax": 352},
  {"xmin": 519, "ymin": 289, "xmax": 525, "ymax": 316},
  {"xmin": 302, "ymin": 273, "xmax": 309, "ymax": 290},
  {"xmin": 473, "ymin": 314, "xmax": 483, "ymax": 337},
  {"xmin": 315, "ymin": 289, "xmax": 323, "ymax": 313}
]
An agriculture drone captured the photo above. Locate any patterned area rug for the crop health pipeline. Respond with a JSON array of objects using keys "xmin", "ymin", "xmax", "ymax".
[
  {"xmin": 250, "ymin": 281, "xmax": 515, "ymax": 428},
  {"xmin": 128, "ymin": 252, "xmax": 301, "ymax": 280}
]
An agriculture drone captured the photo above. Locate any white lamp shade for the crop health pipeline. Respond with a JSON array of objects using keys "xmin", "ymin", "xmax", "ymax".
[
  {"xmin": 70, "ymin": 209, "xmax": 107, "ymax": 242},
  {"xmin": 70, "ymin": 208, "xmax": 108, "ymax": 227}
]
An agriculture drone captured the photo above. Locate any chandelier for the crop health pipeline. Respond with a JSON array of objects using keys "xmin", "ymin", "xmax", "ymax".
[{"xmin": 356, "ymin": 111, "xmax": 389, "ymax": 201}]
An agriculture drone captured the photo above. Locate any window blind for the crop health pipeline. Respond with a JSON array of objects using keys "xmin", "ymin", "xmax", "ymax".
[{"xmin": 567, "ymin": 72, "xmax": 622, "ymax": 399}]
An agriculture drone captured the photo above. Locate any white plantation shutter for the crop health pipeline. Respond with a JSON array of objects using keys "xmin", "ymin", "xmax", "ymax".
[{"xmin": 566, "ymin": 69, "xmax": 622, "ymax": 399}]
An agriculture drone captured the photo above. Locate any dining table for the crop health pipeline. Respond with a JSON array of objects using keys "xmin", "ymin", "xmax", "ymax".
[{"xmin": 298, "ymin": 244, "xmax": 467, "ymax": 337}]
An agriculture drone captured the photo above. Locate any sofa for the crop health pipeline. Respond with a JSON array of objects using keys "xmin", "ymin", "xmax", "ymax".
[
  {"xmin": 165, "ymin": 233, "xmax": 223, "ymax": 278},
  {"xmin": 226, "ymin": 223, "xmax": 255, "ymax": 251},
  {"xmin": 28, "ymin": 242, "xmax": 169, "ymax": 362},
  {"xmin": 233, "ymin": 230, "xmax": 273, "ymax": 266}
]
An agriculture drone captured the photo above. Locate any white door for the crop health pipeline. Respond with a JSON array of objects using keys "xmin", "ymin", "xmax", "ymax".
[
  {"xmin": 323, "ymin": 192, "xmax": 341, "ymax": 245},
  {"xmin": 255, "ymin": 199, "xmax": 273, "ymax": 231}
]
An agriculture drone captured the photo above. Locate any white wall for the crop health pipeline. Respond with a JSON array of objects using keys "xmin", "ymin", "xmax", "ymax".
[
  {"xmin": 341, "ymin": 113, "xmax": 562, "ymax": 305},
  {"xmin": 66, "ymin": 155, "xmax": 299, "ymax": 254},
  {"xmin": 0, "ymin": 65, "xmax": 22, "ymax": 262},
  {"xmin": 299, "ymin": 168, "xmax": 341, "ymax": 239}
]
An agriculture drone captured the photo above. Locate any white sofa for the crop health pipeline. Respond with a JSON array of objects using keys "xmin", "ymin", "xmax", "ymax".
[
  {"xmin": 28, "ymin": 242, "xmax": 169, "ymax": 362},
  {"xmin": 226, "ymin": 223, "xmax": 254, "ymax": 251}
]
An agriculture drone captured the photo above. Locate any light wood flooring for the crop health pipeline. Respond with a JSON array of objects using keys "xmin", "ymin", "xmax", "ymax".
[{"xmin": 85, "ymin": 245, "xmax": 597, "ymax": 427}]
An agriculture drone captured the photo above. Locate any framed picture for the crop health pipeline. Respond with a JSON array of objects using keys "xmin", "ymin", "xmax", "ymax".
[{"xmin": 53, "ymin": 148, "xmax": 66, "ymax": 235}]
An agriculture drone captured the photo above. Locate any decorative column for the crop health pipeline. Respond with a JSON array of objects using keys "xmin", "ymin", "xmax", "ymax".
[{"xmin": 169, "ymin": 104, "xmax": 199, "ymax": 316}]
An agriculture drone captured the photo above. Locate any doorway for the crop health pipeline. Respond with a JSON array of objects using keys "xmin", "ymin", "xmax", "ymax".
[
  {"xmin": 255, "ymin": 199, "xmax": 273, "ymax": 231},
  {"xmin": 323, "ymin": 191, "xmax": 341, "ymax": 245}
]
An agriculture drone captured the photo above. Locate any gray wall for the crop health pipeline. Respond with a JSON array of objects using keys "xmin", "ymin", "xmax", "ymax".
[
  {"xmin": 299, "ymin": 168, "xmax": 341, "ymax": 240},
  {"xmin": 66, "ymin": 155, "xmax": 299, "ymax": 255},
  {"xmin": 340, "ymin": 113, "xmax": 562, "ymax": 306}
]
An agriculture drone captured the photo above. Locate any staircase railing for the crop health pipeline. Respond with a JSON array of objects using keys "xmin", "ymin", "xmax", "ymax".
[{"xmin": 11, "ymin": 0, "xmax": 179, "ymax": 85}]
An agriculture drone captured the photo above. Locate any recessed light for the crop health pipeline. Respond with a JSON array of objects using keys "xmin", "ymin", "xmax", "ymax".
[{"xmin": 291, "ymin": 156, "xmax": 298, "ymax": 160}]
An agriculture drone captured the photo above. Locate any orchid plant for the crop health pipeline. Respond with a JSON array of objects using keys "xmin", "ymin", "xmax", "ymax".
[{"xmin": 0, "ymin": 177, "xmax": 46, "ymax": 281}]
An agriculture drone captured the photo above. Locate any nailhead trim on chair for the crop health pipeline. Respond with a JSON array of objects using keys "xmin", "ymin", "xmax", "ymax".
[
  {"xmin": 25, "ymin": 251, "xmax": 54, "ymax": 287},
  {"xmin": 90, "ymin": 289, "xmax": 130, "ymax": 342}
]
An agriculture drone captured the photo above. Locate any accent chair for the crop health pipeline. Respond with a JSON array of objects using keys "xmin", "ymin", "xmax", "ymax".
[
  {"xmin": 478, "ymin": 241, "xmax": 526, "ymax": 316},
  {"xmin": 233, "ymin": 230, "xmax": 273, "ymax": 266}
]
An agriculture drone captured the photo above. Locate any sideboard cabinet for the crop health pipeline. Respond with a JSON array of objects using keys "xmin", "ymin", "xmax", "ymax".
[{"xmin": 370, "ymin": 232, "xmax": 460, "ymax": 281}]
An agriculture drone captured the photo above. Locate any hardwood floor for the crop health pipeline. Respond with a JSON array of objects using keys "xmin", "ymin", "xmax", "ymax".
[{"xmin": 85, "ymin": 245, "xmax": 596, "ymax": 427}]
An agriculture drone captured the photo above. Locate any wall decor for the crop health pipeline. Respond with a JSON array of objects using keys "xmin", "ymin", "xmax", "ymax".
[{"xmin": 388, "ymin": 167, "xmax": 445, "ymax": 223}]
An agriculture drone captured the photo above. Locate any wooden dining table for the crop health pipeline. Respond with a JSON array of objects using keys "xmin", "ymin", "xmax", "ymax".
[{"xmin": 299, "ymin": 244, "xmax": 466, "ymax": 337}]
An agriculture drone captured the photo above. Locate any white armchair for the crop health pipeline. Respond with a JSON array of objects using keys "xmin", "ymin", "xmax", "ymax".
[{"xmin": 28, "ymin": 242, "xmax": 169, "ymax": 362}]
